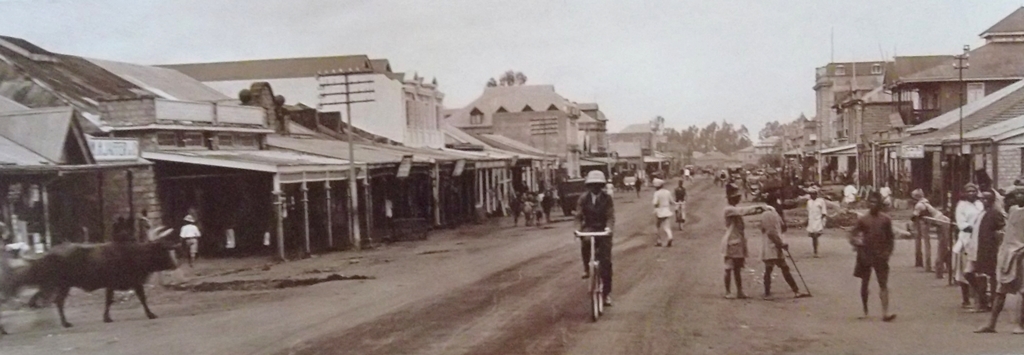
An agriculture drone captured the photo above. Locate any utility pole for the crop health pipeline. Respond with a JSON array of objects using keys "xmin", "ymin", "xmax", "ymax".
[
  {"xmin": 954, "ymin": 45, "xmax": 970, "ymax": 184},
  {"xmin": 317, "ymin": 68, "xmax": 376, "ymax": 251}
]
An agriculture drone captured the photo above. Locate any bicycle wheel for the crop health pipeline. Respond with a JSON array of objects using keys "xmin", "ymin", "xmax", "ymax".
[{"xmin": 590, "ymin": 263, "xmax": 601, "ymax": 322}]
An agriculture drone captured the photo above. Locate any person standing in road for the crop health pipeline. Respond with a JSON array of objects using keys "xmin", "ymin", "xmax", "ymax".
[
  {"xmin": 976, "ymin": 188, "xmax": 1024, "ymax": 334},
  {"xmin": 967, "ymin": 192, "xmax": 1005, "ymax": 313},
  {"xmin": 634, "ymin": 174, "xmax": 643, "ymax": 197},
  {"xmin": 721, "ymin": 184, "xmax": 770, "ymax": 299},
  {"xmin": 759, "ymin": 205, "xmax": 810, "ymax": 299},
  {"xmin": 912, "ymin": 189, "xmax": 950, "ymax": 276},
  {"xmin": 180, "ymin": 214, "xmax": 201, "ymax": 268},
  {"xmin": 651, "ymin": 178, "xmax": 675, "ymax": 247},
  {"xmin": 848, "ymin": 191, "xmax": 897, "ymax": 322},
  {"xmin": 955, "ymin": 183, "xmax": 984, "ymax": 309},
  {"xmin": 576, "ymin": 170, "xmax": 616, "ymax": 307},
  {"xmin": 807, "ymin": 186, "xmax": 828, "ymax": 258},
  {"xmin": 674, "ymin": 180, "xmax": 688, "ymax": 225}
]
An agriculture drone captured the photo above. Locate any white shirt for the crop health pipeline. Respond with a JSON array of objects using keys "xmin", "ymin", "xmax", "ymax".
[
  {"xmin": 843, "ymin": 185, "xmax": 858, "ymax": 203},
  {"xmin": 684, "ymin": 169, "xmax": 691, "ymax": 176},
  {"xmin": 807, "ymin": 197, "xmax": 828, "ymax": 233},
  {"xmin": 879, "ymin": 187, "xmax": 892, "ymax": 199},
  {"xmin": 180, "ymin": 224, "xmax": 201, "ymax": 239},
  {"xmin": 953, "ymin": 200, "xmax": 983, "ymax": 254},
  {"xmin": 385, "ymin": 200, "xmax": 393, "ymax": 218},
  {"xmin": 652, "ymin": 188, "xmax": 675, "ymax": 218}
]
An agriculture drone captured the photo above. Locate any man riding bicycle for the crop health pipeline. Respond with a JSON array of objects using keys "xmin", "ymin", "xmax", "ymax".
[{"xmin": 577, "ymin": 170, "xmax": 615, "ymax": 307}]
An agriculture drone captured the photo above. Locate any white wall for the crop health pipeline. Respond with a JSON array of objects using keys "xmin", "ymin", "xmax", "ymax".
[{"xmin": 202, "ymin": 74, "xmax": 408, "ymax": 144}]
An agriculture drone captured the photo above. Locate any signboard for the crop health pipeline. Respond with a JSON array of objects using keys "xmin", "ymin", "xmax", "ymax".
[
  {"xmin": 961, "ymin": 144, "xmax": 971, "ymax": 155},
  {"xmin": 88, "ymin": 137, "xmax": 140, "ymax": 161},
  {"xmin": 453, "ymin": 159, "xmax": 466, "ymax": 177},
  {"xmin": 900, "ymin": 145, "xmax": 925, "ymax": 159},
  {"xmin": 396, "ymin": 155, "xmax": 414, "ymax": 178}
]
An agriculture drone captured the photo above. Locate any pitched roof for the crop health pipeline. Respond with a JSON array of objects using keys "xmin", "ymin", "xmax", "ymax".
[
  {"xmin": 86, "ymin": 58, "xmax": 231, "ymax": 102},
  {"xmin": 446, "ymin": 85, "xmax": 577, "ymax": 127},
  {"xmin": 958, "ymin": 112, "xmax": 1024, "ymax": 142},
  {"xmin": 619, "ymin": 123, "xmax": 650, "ymax": 134},
  {"xmin": 0, "ymin": 36, "xmax": 148, "ymax": 113},
  {"xmin": 981, "ymin": 7, "xmax": 1024, "ymax": 38},
  {"xmin": 157, "ymin": 55, "xmax": 377, "ymax": 82},
  {"xmin": 900, "ymin": 80, "xmax": 1024, "ymax": 145},
  {"xmin": 886, "ymin": 55, "xmax": 956, "ymax": 86},
  {"xmin": 901, "ymin": 43, "xmax": 1024, "ymax": 82},
  {"xmin": 907, "ymin": 79, "xmax": 1024, "ymax": 134},
  {"xmin": 0, "ymin": 134, "xmax": 48, "ymax": 166},
  {"xmin": 476, "ymin": 133, "xmax": 553, "ymax": 157},
  {"xmin": 0, "ymin": 107, "xmax": 78, "ymax": 163},
  {"xmin": 0, "ymin": 95, "xmax": 27, "ymax": 112}
]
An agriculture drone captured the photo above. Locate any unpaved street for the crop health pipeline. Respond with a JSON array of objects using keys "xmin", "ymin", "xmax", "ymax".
[{"xmin": 3, "ymin": 178, "xmax": 1024, "ymax": 355}]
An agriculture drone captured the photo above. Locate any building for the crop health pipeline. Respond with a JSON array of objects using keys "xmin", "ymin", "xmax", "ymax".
[
  {"xmin": 159, "ymin": 56, "xmax": 447, "ymax": 149},
  {"xmin": 608, "ymin": 123, "xmax": 659, "ymax": 154},
  {"xmin": 890, "ymin": 7, "xmax": 1024, "ymax": 128},
  {"xmin": 577, "ymin": 102, "xmax": 609, "ymax": 154},
  {"xmin": 736, "ymin": 146, "xmax": 757, "ymax": 166},
  {"xmin": 445, "ymin": 85, "xmax": 585, "ymax": 178},
  {"xmin": 814, "ymin": 61, "xmax": 891, "ymax": 148}
]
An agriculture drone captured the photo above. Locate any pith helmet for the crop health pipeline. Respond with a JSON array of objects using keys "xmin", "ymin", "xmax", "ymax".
[{"xmin": 585, "ymin": 170, "xmax": 607, "ymax": 185}]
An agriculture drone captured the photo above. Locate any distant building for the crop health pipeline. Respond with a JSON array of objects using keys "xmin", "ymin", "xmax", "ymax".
[
  {"xmin": 577, "ymin": 102, "xmax": 609, "ymax": 154},
  {"xmin": 813, "ymin": 61, "xmax": 891, "ymax": 148},
  {"xmin": 608, "ymin": 123, "xmax": 658, "ymax": 154},
  {"xmin": 445, "ymin": 85, "xmax": 585, "ymax": 177},
  {"xmin": 159, "ymin": 56, "xmax": 446, "ymax": 148}
]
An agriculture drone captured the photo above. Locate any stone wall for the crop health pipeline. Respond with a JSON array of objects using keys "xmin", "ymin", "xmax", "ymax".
[
  {"xmin": 998, "ymin": 139, "xmax": 1024, "ymax": 189},
  {"xmin": 98, "ymin": 166, "xmax": 160, "ymax": 241}
]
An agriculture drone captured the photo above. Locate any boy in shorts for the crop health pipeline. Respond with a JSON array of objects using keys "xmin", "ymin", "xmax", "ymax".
[
  {"xmin": 721, "ymin": 185, "xmax": 771, "ymax": 299},
  {"xmin": 849, "ymin": 191, "xmax": 896, "ymax": 322}
]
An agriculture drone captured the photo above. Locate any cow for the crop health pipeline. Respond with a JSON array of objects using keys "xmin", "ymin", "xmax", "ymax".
[{"xmin": 11, "ymin": 227, "xmax": 178, "ymax": 330}]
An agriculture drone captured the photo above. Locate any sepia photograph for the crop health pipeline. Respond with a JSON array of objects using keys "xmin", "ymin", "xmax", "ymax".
[{"xmin": 1, "ymin": 1, "xmax": 1024, "ymax": 354}]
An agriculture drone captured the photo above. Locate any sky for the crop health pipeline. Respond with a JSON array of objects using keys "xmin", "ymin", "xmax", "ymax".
[{"xmin": 1, "ymin": 0, "xmax": 1021, "ymax": 137}]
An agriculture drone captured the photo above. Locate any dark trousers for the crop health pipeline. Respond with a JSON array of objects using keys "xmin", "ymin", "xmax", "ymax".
[
  {"xmin": 581, "ymin": 236, "xmax": 613, "ymax": 296},
  {"xmin": 764, "ymin": 259, "xmax": 799, "ymax": 294}
]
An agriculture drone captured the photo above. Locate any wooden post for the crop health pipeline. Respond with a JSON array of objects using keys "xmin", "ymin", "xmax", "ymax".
[
  {"xmin": 325, "ymin": 178, "xmax": 333, "ymax": 249},
  {"xmin": 127, "ymin": 170, "xmax": 136, "ymax": 240},
  {"xmin": 364, "ymin": 176, "xmax": 373, "ymax": 245},
  {"xmin": 301, "ymin": 179, "xmax": 310, "ymax": 256},
  {"xmin": 41, "ymin": 183, "xmax": 51, "ymax": 249},
  {"xmin": 432, "ymin": 163, "xmax": 441, "ymax": 227},
  {"xmin": 273, "ymin": 176, "xmax": 286, "ymax": 261}
]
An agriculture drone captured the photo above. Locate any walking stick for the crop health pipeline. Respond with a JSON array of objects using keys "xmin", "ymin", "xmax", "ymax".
[{"xmin": 784, "ymin": 248, "xmax": 812, "ymax": 297}]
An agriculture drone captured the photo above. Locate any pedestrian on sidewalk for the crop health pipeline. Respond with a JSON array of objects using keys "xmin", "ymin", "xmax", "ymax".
[
  {"xmin": 759, "ymin": 205, "xmax": 809, "ymax": 299},
  {"xmin": 967, "ymin": 192, "xmax": 1005, "ymax": 313},
  {"xmin": 955, "ymin": 184, "xmax": 983, "ymax": 309},
  {"xmin": 721, "ymin": 184, "xmax": 769, "ymax": 300},
  {"xmin": 976, "ymin": 188, "xmax": 1024, "ymax": 334},
  {"xmin": 651, "ymin": 178, "xmax": 674, "ymax": 247},
  {"xmin": 180, "ymin": 215, "xmax": 201, "ymax": 268},
  {"xmin": 806, "ymin": 187, "xmax": 828, "ymax": 258},
  {"xmin": 848, "ymin": 191, "xmax": 897, "ymax": 322}
]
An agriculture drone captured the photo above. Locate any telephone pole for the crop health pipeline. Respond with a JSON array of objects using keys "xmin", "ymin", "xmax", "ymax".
[
  {"xmin": 954, "ymin": 45, "xmax": 970, "ymax": 181},
  {"xmin": 317, "ymin": 68, "xmax": 376, "ymax": 251}
]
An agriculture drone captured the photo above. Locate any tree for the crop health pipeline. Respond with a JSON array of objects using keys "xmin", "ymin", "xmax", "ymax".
[
  {"xmin": 759, "ymin": 120, "xmax": 785, "ymax": 139},
  {"xmin": 487, "ymin": 70, "xmax": 528, "ymax": 87}
]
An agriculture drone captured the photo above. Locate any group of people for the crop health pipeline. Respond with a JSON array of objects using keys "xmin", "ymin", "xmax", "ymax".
[{"xmin": 509, "ymin": 187, "xmax": 558, "ymax": 227}]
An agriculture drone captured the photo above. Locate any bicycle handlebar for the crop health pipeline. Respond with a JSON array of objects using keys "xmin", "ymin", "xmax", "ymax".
[{"xmin": 574, "ymin": 229, "xmax": 612, "ymax": 238}]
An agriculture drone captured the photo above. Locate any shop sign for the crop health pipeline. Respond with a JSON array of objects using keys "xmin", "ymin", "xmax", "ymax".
[
  {"xmin": 396, "ymin": 155, "xmax": 414, "ymax": 178},
  {"xmin": 900, "ymin": 145, "xmax": 925, "ymax": 159},
  {"xmin": 88, "ymin": 137, "xmax": 140, "ymax": 161}
]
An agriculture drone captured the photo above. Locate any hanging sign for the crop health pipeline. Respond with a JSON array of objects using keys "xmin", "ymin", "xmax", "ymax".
[
  {"xmin": 900, "ymin": 145, "xmax": 925, "ymax": 159},
  {"xmin": 453, "ymin": 159, "xmax": 466, "ymax": 177},
  {"xmin": 88, "ymin": 137, "xmax": 140, "ymax": 161},
  {"xmin": 396, "ymin": 155, "xmax": 414, "ymax": 178}
]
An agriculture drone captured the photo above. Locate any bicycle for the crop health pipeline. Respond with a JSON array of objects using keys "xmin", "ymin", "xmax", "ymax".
[{"xmin": 575, "ymin": 228, "xmax": 612, "ymax": 322}]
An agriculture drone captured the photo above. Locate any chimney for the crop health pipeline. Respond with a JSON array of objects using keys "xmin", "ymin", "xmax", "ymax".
[{"xmin": 241, "ymin": 82, "xmax": 289, "ymax": 135}]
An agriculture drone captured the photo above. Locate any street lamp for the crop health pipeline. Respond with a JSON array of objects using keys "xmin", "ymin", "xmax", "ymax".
[{"xmin": 954, "ymin": 45, "xmax": 970, "ymax": 186}]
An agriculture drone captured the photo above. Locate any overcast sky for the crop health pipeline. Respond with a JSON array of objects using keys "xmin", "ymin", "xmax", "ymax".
[{"xmin": 1, "ymin": 0, "xmax": 1021, "ymax": 136}]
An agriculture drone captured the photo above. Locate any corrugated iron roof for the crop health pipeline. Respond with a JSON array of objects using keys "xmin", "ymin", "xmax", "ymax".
[
  {"xmin": 0, "ymin": 95, "xmax": 27, "ymax": 112},
  {"xmin": 981, "ymin": 7, "xmax": 1024, "ymax": 37},
  {"xmin": 157, "ymin": 55, "xmax": 377, "ymax": 82},
  {"xmin": 0, "ymin": 134, "xmax": 50, "ymax": 166},
  {"xmin": 957, "ymin": 113, "xmax": 1024, "ymax": 142},
  {"xmin": 902, "ymin": 43, "xmax": 1024, "ymax": 82},
  {"xmin": 477, "ymin": 134, "xmax": 551, "ymax": 156},
  {"xmin": 446, "ymin": 85, "xmax": 577, "ymax": 128},
  {"xmin": 608, "ymin": 141, "xmax": 642, "ymax": 158},
  {"xmin": 267, "ymin": 135, "xmax": 424, "ymax": 165},
  {"xmin": 0, "ymin": 107, "xmax": 75, "ymax": 163},
  {"xmin": 143, "ymin": 149, "xmax": 352, "ymax": 174},
  {"xmin": 618, "ymin": 123, "xmax": 650, "ymax": 134},
  {"xmin": 87, "ymin": 58, "xmax": 231, "ymax": 102}
]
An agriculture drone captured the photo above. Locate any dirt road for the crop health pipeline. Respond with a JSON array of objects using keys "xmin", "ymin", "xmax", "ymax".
[{"xmin": 3, "ymin": 178, "xmax": 1023, "ymax": 355}]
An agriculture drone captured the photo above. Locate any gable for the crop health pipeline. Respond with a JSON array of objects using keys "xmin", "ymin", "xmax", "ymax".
[{"xmin": 0, "ymin": 107, "xmax": 93, "ymax": 164}]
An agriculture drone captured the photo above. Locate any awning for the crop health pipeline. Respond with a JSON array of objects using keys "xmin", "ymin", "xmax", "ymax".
[
  {"xmin": 580, "ymin": 158, "xmax": 608, "ymax": 167},
  {"xmin": 143, "ymin": 150, "xmax": 359, "ymax": 184},
  {"xmin": 818, "ymin": 144, "xmax": 857, "ymax": 156},
  {"xmin": 643, "ymin": 156, "xmax": 670, "ymax": 163},
  {"xmin": 783, "ymin": 148, "xmax": 803, "ymax": 156}
]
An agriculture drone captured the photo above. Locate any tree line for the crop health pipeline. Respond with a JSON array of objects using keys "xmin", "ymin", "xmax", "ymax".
[{"xmin": 664, "ymin": 120, "xmax": 752, "ymax": 155}]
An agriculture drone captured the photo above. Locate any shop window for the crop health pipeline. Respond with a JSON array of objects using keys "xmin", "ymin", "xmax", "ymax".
[
  {"xmin": 236, "ymin": 134, "xmax": 257, "ymax": 148},
  {"xmin": 156, "ymin": 132, "xmax": 177, "ymax": 147},
  {"xmin": 182, "ymin": 132, "xmax": 205, "ymax": 148},
  {"xmin": 218, "ymin": 133, "xmax": 234, "ymax": 148}
]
